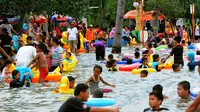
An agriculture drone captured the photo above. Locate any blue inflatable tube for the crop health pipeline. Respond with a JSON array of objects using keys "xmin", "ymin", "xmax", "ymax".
[
  {"xmin": 117, "ymin": 59, "xmax": 142, "ymax": 64},
  {"xmin": 85, "ymin": 98, "xmax": 116, "ymax": 107},
  {"xmin": 14, "ymin": 66, "xmax": 33, "ymax": 82},
  {"xmin": 100, "ymin": 59, "xmax": 142, "ymax": 64}
]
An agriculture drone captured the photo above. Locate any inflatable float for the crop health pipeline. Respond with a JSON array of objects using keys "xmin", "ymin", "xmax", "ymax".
[
  {"xmin": 55, "ymin": 53, "xmax": 78, "ymax": 72},
  {"xmin": 156, "ymin": 45, "xmax": 168, "ymax": 51},
  {"xmin": 100, "ymin": 59, "xmax": 142, "ymax": 65},
  {"xmin": 131, "ymin": 38, "xmax": 137, "ymax": 45},
  {"xmin": 31, "ymin": 72, "xmax": 62, "ymax": 83},
  {"xmin": 119, "ymin": 63, "xmax": 141, "ymax": 71},
  {"xmin": 52, "ymin": 76, "xmax": 74, "ymax": 94},
  {"xmin": 7, "ymin": 66, "xmax": 33, "ymax": 83},
  {"xmin": 85, "ymin": 98, "xmax": 116, "ymax": 107},
  {"xmin": 132, "ymin": 68, "xmax": 156, "ymax": 75},
  {"xmin": 148, "ymin": 60, "xmax": 174, "ymax": 69}
]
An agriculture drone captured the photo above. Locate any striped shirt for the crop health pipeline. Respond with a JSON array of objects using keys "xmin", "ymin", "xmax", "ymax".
[{"xmin": 51, "ymin": 46, "xmax": 62, "ymax": 66}]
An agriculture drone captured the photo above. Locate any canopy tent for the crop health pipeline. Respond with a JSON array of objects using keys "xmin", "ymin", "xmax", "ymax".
[{"xmin": 124, "ymin": 10, "xmax": 166, "ymax": 21}]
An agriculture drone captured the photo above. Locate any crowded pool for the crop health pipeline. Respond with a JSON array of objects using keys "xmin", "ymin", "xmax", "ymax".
[{"xmin": 0, "ymin": 46, "xmax": 199, "ymax": 112}]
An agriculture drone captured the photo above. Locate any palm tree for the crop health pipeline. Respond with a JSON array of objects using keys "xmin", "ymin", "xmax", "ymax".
[{"xmin": 111, "ymin": 0, "xmax": 125, "ymax": 54}]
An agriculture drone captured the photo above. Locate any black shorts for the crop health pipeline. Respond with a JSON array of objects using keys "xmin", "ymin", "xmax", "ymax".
[{"xmin": 195, "ymin": 36, "xmax": 200, "ymax": 40}]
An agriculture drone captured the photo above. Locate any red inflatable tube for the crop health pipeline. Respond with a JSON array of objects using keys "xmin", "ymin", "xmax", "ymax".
[{"xmin": 119, "ymin": 63, "xmax": 141, "ymax": 71}]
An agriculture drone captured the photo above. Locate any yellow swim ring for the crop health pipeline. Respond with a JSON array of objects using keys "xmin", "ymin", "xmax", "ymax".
[
  {"xmin": 132, "ymin": 68, "xmax": 156, "ymax": 75},
  {"xmin": 55, "ymin": 53, "xmax": 77, "ymax": 72}
]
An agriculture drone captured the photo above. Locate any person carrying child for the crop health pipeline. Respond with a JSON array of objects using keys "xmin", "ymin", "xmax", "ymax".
[
  {"xmin": 106, "ymin": 54, "xmax": 117, "ymax": 71},
  {"xmin": 28, "ymin": 42, "xmax": 48, "ymax": 83},
  {"xmin": 85, "ymin": 65, "xmax": 115, "ymax": 94}
]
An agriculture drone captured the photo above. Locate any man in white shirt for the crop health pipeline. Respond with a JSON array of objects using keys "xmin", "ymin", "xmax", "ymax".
[
  {"xmin": 195, "ymin": 22, "xmax": 200, "ymax": 42},
  {"xmin": 67, "ymin": 23, "xmax": 78, "ymax": 55},
  {"xmin": 16, "ymin": 44, "xmax": 36, "ymax": 67}
]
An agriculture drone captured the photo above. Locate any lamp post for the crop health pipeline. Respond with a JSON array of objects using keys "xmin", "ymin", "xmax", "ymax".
[
  {"xmin": 133, "ymin": 2, "xmax": 142, "ymax": 31},
  {"xmin": 134, "ymin": 1, "xmax": 144, "ymax": 47}
]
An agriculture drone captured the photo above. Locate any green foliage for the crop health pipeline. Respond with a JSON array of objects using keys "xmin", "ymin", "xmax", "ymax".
[{"xmin": 144, "ymin": 0, "xmax": 200, "ymax": 20}]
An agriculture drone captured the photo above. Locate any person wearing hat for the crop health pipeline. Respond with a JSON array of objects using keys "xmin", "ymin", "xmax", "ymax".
[
  {"xmin": 162, "ymin": 36, "xmax": 184, "ymax": 67},
  {"xmin": 86, "ymin": 24, "xmax": 95, "ymax": 41},
  {"xmin": 67, "ymin": 22, "xmax": 78, "ymax": 55},
  {"xmin": 195, "ymin": 21, "xmax": 200, "ymax": 42}
]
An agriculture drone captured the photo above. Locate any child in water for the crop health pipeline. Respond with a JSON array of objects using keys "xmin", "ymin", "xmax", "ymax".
[
  {"xmin": 140, "ymin": 70, "xmax": 148, "ymax": 78},
  {"xmin": 85, "ymin": 65, "xmax": 116, "ymax": 94},
  {"xmin": 152, "ymin": 54, "xmax": 163, "ymax": 71},
  {"xmin": 93, "ymin": 88, "xmax": 104, "ymax": 98},
  {"xmin": 65, "ymin": 52, "xmax": 72, "ymax": 63},
  {"xmin": 152, "ymin": 84, "xmax": 168, "ymax": 99},
  {"xmin": 54, "ymin": 76, "xmax": 75, "ymax": 93},
  {"xmin": 139, "ymin": 57, "xmax": 149, "ymax": 68},
  {"xmin": 172, "ymin": 64, "xmax": 181, "ymax": 72},
  {"xmin": 143, "ymin": 92, "xmax": 169, "ymax": 112},
  {"xmin": 28, "ymin": 42, "xmax": 48, "ymax": 83},
  {"xmin": 10, "ymin": 70, "xmax": 30, "ymax": 88},
  {"xmin": 1, "ymin": 60, "xmax": 12, "ymax": 82},
  {"xmin": 106, "ymin": 54, "xmax": 117, "ymax": 71}
]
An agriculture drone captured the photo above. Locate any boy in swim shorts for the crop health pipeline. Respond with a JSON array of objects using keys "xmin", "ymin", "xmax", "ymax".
[{"xmin": 28, "ymin": 42, "xmax": 48, "ymax": 83}]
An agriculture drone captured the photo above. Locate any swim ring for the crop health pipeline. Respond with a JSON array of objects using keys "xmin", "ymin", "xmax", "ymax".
[
  {"xmin": 31, "ymin": 72, "xmax": 62, "ymax": 83},
  {"xmin": 132, "ymin": 68, "xmax": 156, "ymax": 75},
  {"xmin": 119, "ymin": 63, "xmax": 141, "ymax": 71},
  {"xmin": 85, "ymin": 98, "xmax": 116, "ymax": 107},
  {"xmin": 156, "ymin": 45, "xmax": 168, "ymax": 51}
]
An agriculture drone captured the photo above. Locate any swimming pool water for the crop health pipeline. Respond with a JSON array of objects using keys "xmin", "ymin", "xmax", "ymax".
[{"xmin": 0, "ymin": 47, "xmax": 199, "ymax": 112}]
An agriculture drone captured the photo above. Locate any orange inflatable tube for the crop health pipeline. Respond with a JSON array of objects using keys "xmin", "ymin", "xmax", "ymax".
[{"xmin": 31, "ymin": 72, "xmax": 62, "ymax": 83}]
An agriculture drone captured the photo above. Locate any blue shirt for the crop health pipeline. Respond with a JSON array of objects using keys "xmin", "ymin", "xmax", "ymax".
[{"xmin": 152, "ymin": 62, "xmax": 159, "ymax": 69}]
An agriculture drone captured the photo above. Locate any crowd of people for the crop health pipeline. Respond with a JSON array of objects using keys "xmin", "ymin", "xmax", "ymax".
[{"xmin": 1, "ymin": 16, "xmax": 200, "ymax": 111}]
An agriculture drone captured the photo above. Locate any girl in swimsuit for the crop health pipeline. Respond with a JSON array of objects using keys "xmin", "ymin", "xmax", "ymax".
[{"xmin": 85, "ymin": 65, "xmax": 116, "ymax": 94}]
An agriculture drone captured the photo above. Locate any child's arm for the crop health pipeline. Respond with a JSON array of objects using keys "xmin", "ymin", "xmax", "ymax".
[
  {"xmin": 99, "ymin": 76, "xmax": 115, "ymax": 87},
  {"xmin": 27, "ymin": 54, "xmax": 39, "ymax": 67},
  {"xmin": 85, "ymin": 76, "xmax": 92, "ymax": 84}
]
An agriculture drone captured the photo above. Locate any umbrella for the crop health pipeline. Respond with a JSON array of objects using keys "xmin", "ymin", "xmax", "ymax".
[
  {"xmin": 124, "ymin": 10, "xmax": 146, "ymax": 19},
  {"xmin": 143, "ymin": 11, "xmax": 166, "ymax": 21},
  {"xmin": 124, "ymin": 10, "xmax": 166, "ymax": 21}
]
